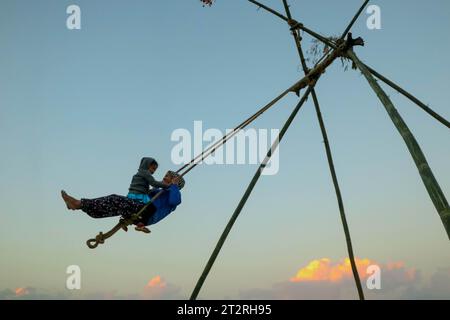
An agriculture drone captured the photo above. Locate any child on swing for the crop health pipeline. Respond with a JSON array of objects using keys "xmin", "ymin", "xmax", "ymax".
[
  {"xmin": 127, "ymin": 157, "xmax": 169, "ymax": 201},
  {"xmin": 127, "ymin": 157, "xmax": 178, "ymax": 232}
]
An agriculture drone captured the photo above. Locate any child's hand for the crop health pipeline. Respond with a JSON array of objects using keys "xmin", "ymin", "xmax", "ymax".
[{"xmin": 171, "ymin": 177, "xmax": 180, "ymax": 185}]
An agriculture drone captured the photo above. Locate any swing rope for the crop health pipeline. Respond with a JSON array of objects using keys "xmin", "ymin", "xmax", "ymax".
[
  {"xmin": 86, "ymin": 31, "xmax": 362, "ymax": 250},
  {"xmin": 175, "ymin": 41, "xmax": 354, "ymax": 177},
  {"xmin": 85, "ymin": 83, "xmax": 293, "ymax": 248}
]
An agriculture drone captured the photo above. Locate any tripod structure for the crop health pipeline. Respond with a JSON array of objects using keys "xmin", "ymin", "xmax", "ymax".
[
  {"xmin": 86, "ymin": 0, "xmax": 449, "ymax": 301},
  {"xmin": 189, "ymin": 0, "xmax": 449, "ymax": 300}
]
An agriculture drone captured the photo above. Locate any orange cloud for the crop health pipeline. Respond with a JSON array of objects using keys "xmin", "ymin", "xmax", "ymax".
[
  {"xmin": 141, "ymin": 276, "xmax": 181, "ymax": 300},
  {"xmin": 146, "ymin": 276, "xmax": 167, "ymax": 289},
  {"xmin": 15, "ymin": 287, "xmax": 30, "ymax": 297},
  {"xmin": 290, "ymin": 258, "xmax": 376, "ymax": 283}
]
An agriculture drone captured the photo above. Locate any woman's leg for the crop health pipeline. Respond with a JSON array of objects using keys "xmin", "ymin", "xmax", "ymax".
[
  {"xmin": 61, "ymin": 190, "xmax": 148, "ymax": 220},
  {"xmin": 80, "ymin": 194, "xmax": 145, "ymax": 219}
]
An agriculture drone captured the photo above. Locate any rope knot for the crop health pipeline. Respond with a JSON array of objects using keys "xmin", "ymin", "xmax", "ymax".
[{"xmin": 288, "ymin": 19, "xmax": 303, "ymax": 30}]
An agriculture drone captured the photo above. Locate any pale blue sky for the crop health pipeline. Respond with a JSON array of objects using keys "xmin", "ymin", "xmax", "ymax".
[{"xmin": 0, "ymin": 0, "xmax": 449, "ymax": 299}]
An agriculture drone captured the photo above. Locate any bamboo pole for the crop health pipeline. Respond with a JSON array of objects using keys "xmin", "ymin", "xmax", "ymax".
[
  {"xmin": 348, "ymin": 50, "xmax": 450, "ymax": 240},
  {"xmin": 190, "ymin": 85, "xmax": 316, "ymax": 300},
  {"xmin": 281, "ymin": 0, "xmax": 365, "ymax": 300},
  {"xmin": 364, "ymin": 64, "xmax": 450, "ymax": 129},
  {"xmin": 248, "ymin": 0, "xmax": 337, "ymax": 49},
  {"xmin": 340, "ymin": 0, "xmax": 370, "ymax": 40}
]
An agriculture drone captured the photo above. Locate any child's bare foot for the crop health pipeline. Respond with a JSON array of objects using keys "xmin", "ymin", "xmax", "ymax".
[
  {"xmin": 61, "ymin": 190, "xmax": 81, "ymax": 210},
  {"xmin": 135, "ymin": 222, "xmax": 151, "ymax": 234}
]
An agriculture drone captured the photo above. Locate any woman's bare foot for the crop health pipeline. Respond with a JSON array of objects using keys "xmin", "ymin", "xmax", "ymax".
[{"xmin": 61, "ymin": 190, "xmax": 81, "ymax": 210}]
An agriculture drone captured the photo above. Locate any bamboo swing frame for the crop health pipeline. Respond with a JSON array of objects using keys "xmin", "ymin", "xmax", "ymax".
[
  {"xmin": 190, "ymin": 0, "xmax": 449, "ymax": 301},
  {"xmin": 86, "ymin": 0, "xmax": 449, "ymax": 301}
]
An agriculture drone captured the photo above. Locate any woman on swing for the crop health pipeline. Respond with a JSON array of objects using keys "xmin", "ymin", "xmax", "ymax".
[{"xmin": 61, "ymin": 157, "xmax": 185, "ymax": 233}]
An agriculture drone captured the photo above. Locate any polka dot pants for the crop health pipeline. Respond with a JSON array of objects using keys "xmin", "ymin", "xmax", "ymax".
[{"xmin": 80, "ymin": 194, "xmax": 156, "ymax": 224}]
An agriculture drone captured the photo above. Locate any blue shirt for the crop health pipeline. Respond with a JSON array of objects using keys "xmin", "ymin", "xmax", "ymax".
[{"xmin": 139, "ymin": 185, "xmax": 182, "ymax": 226}]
